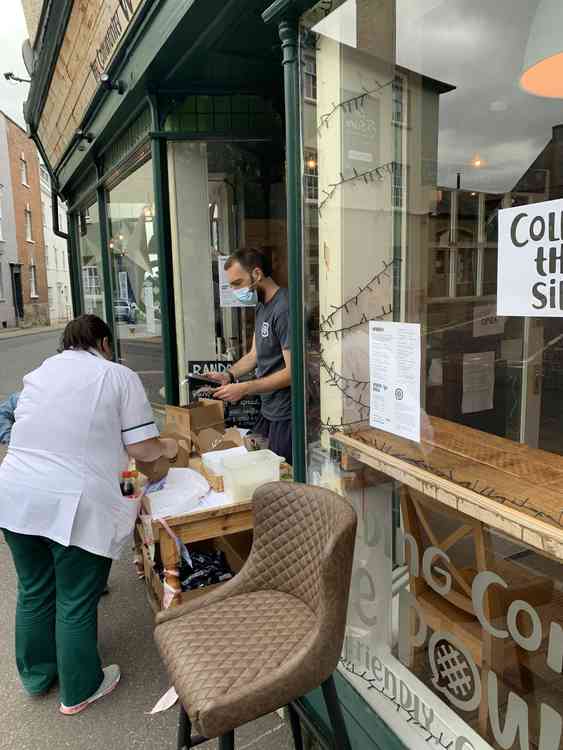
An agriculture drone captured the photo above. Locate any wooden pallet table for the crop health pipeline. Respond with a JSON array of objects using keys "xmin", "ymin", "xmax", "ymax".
[
  {"xmin": 137, "ymin": 494, "xmax": 254, "ymax": 611},
  {"xmin": 137, "ymin": 455, "xmax": 254, "ymax": 611},
  {"xmin": 333, "ymin": 417, "xmax": 563, "ymax": 562}
]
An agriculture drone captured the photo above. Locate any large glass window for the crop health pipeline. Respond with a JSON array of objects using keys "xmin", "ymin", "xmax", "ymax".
[
  {"xmin": 78, "ymin": 202, "xmax": 105, "ymax": 319},
  {"xmin": 301, "ymin": 2, "xmax": 563, "ymax": 749},
  {"xmin": 107, "ymin": 159, "xmax": 166, "ymax": 405},
  {"xmin": 167, "ymin": 138, "xmax": 286, "ymax": 427}
]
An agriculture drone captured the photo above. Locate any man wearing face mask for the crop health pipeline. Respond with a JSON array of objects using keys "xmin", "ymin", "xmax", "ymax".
[{"xmin": 209, "ymin": 248, "xmax": 292, "ymax": 463}]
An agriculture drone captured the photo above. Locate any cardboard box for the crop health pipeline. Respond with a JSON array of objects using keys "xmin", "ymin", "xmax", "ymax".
[
  {"xmin": 135, "ymin": 430, "xmax": 191, "ymax": 483},
  {"xmin": 165, "ymin": 400, "xmax": 225, "ymax": 448}
]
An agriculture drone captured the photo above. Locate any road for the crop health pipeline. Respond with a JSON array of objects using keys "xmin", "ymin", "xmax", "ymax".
[{"xmin": 0, "ymin": 328, "xmax": 62, "ymax": 401}]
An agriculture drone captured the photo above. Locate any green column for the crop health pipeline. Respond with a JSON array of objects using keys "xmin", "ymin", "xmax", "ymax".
[
  {"xmin": 96, "ymin": 178, "xmax": 117, "ymax": 341},
  {"xmin": 68, "ymin": 213, "xmax": 83, "ymax": 317},
  {"xmin": 149, "ymin": 96, "xmax": 179, "ymax": 406},
  {"xmin": 279, "ymin": 18, "xmax": 307, "ymax": 482}
]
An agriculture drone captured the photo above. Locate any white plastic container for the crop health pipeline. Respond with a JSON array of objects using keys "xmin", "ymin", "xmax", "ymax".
[{"xmin": 222, "ymin": 449, "xmax": 284, "ymax": 502}]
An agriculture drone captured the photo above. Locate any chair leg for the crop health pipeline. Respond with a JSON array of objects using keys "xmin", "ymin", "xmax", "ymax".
[
  {"xmin": 322, "ymin": 676, "xmax": 352, "ymax": 750},
  {"xmin": 218, "ymin": 731, "xmax": 235, "ymax": 750},
  {"xmin": 178, "ymin": 704, "xmax": 191, "ymax": 749},
  {"xmin": 287, "ymin": 703, "xmax": 305, "ymax": 750}
]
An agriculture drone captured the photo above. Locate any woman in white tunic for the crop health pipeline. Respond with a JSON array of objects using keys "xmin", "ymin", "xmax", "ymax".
[{"xmin": 0, "ymin": 315, "xmax": 177, "ymax": 715}]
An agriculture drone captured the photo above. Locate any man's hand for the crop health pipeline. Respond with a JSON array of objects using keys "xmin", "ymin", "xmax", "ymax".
[
  {"xmin": 214, "ymin": 382, "xmax": 249, "ymax": 403},
  {"xmin": 207, "ymin": 372, "xmax": 230, "ymax": 385}
]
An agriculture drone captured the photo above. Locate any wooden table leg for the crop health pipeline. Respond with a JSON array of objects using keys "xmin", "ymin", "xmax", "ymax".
[{"xmin": 160, "ymin": 534, "xmax": 182, "ymax": 609}]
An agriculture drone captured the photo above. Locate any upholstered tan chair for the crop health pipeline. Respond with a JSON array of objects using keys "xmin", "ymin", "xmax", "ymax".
[{"xmin": 155, "ymin": 481, "xmax": 357, "ymax": 750}]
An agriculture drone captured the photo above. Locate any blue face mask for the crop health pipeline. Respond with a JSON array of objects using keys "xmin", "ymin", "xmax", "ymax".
[{"xmin": 233, "ymin": 287, "xmax": 258, "ymax": 305}]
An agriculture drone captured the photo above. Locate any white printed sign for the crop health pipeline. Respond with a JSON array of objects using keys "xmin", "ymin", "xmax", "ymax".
[
  {"xmin": 462, "ymin": 351, "xmax": 495, "ymax": 414},
  {"xmin": 218, "ymin": 255, "xmax": 254, "ymax": 308},
  {"xmin": 369, "ymin": 321, "xmax": 421, "ymax": 442},
  {"xmin": 498, "ymin": 198, "xmax": 563, "ymax": 316},
  {"xmin": 473, "ymin": 304, "xmax": 505, "ymax": 338}
]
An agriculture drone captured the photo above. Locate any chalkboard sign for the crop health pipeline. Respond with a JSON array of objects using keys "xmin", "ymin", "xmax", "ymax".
[{"xmin": 187, "ymin": 360, "xmax": 261, "ymax": 429}]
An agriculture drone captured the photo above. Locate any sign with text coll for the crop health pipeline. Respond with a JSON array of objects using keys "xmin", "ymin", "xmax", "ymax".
[
  {"xmin": 369, "ymin": 321, "xmax": 421, "ymax": 442},
  {"xmin": 498, "ymin": 198, "xmax": 563, "ymax": 316}
]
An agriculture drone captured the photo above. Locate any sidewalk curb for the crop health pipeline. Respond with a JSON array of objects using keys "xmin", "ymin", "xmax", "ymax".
[{"xmin": 0, "ymin": 325, "xmax": 66, "ymax": 341}]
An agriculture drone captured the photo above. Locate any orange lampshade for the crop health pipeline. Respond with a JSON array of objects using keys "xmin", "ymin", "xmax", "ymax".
[{"xmin": 520, "ymin": 0, "xmax": 563, "ymax": 98}]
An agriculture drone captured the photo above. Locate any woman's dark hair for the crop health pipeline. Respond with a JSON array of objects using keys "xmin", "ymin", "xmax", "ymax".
[
  {"xmin": 224, "ymin": 248, "xmax": 272, "ymax": 278},
  {"xmin": 59, "ymin": 315, "xmax": 113, "ymax": 353}
]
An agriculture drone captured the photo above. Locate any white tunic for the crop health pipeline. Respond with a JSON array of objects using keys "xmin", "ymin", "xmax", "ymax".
[{"xmin": 0, "ymin": 349, "xmax": 159, "ymax": 559}]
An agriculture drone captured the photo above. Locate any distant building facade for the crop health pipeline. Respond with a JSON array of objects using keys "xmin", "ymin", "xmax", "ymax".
[{"xmin": 40, "ymin": 163, "xmax": 71, "ymax": 323}]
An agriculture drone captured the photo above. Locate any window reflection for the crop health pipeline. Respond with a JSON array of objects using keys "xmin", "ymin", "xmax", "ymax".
[
  {"xmin": 107, "ymin": 160, "xmax": 166, "ymax": 405},
  {"xmin": 78, "ymin": 203, "xmax": 105, "ymax": 319}
]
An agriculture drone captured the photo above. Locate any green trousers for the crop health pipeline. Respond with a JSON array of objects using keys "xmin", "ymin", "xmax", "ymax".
[{"xmin": 3, "ymin": 530, "xmax": 112, "ymax": 707}]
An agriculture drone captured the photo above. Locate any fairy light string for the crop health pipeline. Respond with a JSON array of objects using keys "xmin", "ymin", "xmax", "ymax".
[
  {"xmin": 318, "ymin": 161, "xmax": 395, "ymax": 214},
  {"xmin": 339, "ymin": 659, "xmax": 454, "ymax": 749}
]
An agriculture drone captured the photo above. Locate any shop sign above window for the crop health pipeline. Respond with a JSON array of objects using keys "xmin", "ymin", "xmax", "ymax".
[{"xmin": 36, "ymin": 0, "xmax": 145, "ymax": 169}]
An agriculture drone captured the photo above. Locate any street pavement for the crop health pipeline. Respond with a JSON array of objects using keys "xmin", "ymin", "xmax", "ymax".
[
  {"xmin": 0, "ymin": 542, "xmax": 297, "ymax": 750},
  {"xmin": 0, "ymin": 328, "xmax": 62, "ymax": 401}
]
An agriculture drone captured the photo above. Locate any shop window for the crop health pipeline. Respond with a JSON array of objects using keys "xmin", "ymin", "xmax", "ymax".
[
  {"xmin": 300, "ymin": 2, "xmax": 563, "ymax": 749},
  {"xmin": 164, "ymin": 94, "xmax": 281, "ymax": 135},
  {"xmin": 24, "ymin": 204, "xmax": 33, "ymax": 242},
  {"xmin": 20, "ymin": 153, "xmax": 29, "ymax": 186}
]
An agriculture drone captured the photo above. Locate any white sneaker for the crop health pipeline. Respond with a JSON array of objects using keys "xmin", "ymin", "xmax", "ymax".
[{"xmin": 60, "ymin": 665, "xmax": 121, "ymax": 715}]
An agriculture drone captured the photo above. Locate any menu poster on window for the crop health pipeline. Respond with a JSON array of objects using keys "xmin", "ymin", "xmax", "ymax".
[
  {"xmin": 462, "ymin": 351, "xmax": 495, "ymax": 414},
  {"xmin": 218, "ymin": 256, "xmax": 254, "ymax": 308},
  {"xmin": 342, "ymin": 89, "xmax": 380, "ymax": 173},
  {"xmin": 369, "ymin": 321, "xmax": 421, "ymax": 443},
  {"xmin": 498, "ymin": 198, "xmax": 563, "ymax": 316}
]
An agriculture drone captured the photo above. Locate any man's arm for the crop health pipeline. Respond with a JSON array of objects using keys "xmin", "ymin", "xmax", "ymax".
[
  {"xmin": 229, "ymin": 336, "xmax": 258, "ymax": 379},
  {"xmin": 215, "ymin": 350, "xmax": 291, "ymax": 402}
]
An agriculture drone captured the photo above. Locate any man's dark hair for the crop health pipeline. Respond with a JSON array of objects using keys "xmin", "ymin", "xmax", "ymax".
[
  {"xmin": 59, "ymin": 315, "xmax": 113, "ymax": 353},
  {"xmin": 224, "ymin": 248, "xmax": 272, "ymax": 278}
]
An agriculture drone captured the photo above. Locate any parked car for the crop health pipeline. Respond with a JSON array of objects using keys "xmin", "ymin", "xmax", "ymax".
[{"xmin": 114, "ymin": 299, "xmax": 137, "ymax": 324}]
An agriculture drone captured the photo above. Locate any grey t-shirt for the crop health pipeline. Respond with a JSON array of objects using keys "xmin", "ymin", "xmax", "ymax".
[{"xmin": 255, "ymin": 288, "xmax": 291, "ymax": 421}]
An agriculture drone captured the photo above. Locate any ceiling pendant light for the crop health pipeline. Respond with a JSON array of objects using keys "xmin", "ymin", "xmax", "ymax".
[{"xmin": 520, "ymin": 0, "xmax": 563, "ymax": 98}]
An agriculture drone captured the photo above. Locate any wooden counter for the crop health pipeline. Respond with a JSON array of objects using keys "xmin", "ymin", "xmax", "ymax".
[{"xmin": 334, "ymin": 417, "xmax": 563, "ymax": 562}]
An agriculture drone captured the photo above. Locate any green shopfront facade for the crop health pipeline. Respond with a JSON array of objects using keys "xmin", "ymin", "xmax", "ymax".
[{"xmin": 27, "ymin": 1, "xmax": 563, "ymax": 749}]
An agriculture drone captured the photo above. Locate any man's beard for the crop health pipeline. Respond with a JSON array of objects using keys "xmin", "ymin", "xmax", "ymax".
[{"xmin": 256, "ymin": 285, "xmax": 266, "ymax": 302}]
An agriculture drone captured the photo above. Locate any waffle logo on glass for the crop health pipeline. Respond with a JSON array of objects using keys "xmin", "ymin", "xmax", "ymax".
[{"xmin": 429, "ymin": 633, "xmax": 481, "ymax": 712}]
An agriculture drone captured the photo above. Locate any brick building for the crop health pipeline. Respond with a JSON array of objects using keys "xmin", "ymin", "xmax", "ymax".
[{"xmin": 1, "ymin": 112, "xmax": 49, "ymax": 326}]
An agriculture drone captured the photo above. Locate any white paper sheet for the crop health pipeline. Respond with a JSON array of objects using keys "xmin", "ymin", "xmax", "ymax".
[
  {"xmin": 428, "ymin": 358, "xmax": 443, "ymax": 386},
  {"xmin": 473, "ymin": 303, "xmax": 505, "ymax": 338},
  {"xmin": 462, "ymin": 351, "xmax": 495, "ymax": 414},
  {"xmin": 148, "ymin": 686, "xmax": 178, "ymax": 715},
  {"xmin": 147, "ymin": 468, "xmax": 209, "ymax": 519},
  {"xmin": 369, "ymin": 321, "xmax": 421, "ymax": 442}
]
